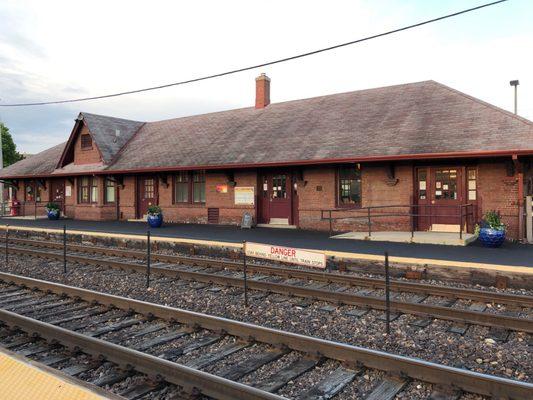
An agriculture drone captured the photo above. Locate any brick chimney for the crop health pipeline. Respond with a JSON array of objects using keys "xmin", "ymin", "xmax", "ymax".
[{"xmin": 255, "ymin": 73, "xmax": 270, "ymax": 109}]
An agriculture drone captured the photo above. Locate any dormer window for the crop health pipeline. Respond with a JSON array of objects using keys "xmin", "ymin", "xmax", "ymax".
[{"xmin": 81, "ymin": 134, "xmax": 93, "ymax": 150}]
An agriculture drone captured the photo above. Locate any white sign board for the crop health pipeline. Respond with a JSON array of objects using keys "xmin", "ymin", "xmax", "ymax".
[
  {"xmin": 235, "ymin": 186, "xmax": 255, "ymax": 205},
  {"xmin": 245, "ymin": 242, "xmax": 326, "ymax": 269},
  {"xmin": 65, "ymin": 185, "xmax": 72, "ymax": 197}
]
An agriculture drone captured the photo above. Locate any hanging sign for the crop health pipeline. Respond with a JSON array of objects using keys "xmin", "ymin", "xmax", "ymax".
[
  {"xmin": 244, "ymin": 242, "xmax": 326, "ymax": 269},
  {"xmin": 235, "ymin": 187, "xmax": 255, "ymax": 205},
  {"xmin": 216, "ymin": 184, "xmax": 228, "ymax": 193}
]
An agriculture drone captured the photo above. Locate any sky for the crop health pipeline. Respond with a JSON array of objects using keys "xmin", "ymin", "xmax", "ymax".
[{"xmin": 0, "ymin": 0, "xmax": 532, "ymax": 154}]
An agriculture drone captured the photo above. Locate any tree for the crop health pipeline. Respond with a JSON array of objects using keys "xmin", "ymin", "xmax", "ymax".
[{"xmin": 0, "ymin": 123, "xmax": 23, "ymax": 167}]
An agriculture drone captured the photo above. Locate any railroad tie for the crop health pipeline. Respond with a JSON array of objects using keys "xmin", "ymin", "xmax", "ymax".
[
  {"xmin": 296, "ymin": 366, "xmax": 358, "ymax": 400},
  {"xmin": 365, "ymin": 377, "xmax": 407, "ymax": 400},
  {"xmin": 133, "ymin": 329, "xmax": 188, "ymax": 352},
  {"xmin": 157, "ymin": 334, "xmax": 222, "ymax": 360},
  {"xmin": 118, "ymin": 381, "xmax": 164, "ymax": 400},
  {"xmin": 218, "ymin": 348, "xmax": 288, "ymax": 381},
  {"xmin": 252, "ymin": 357, "xmax": 318, "ymax": 393},
  {"xmin": 184, "ymin": 341, "xmax": 250, "ymax": 370},
  {"xmin": 84, "ymin": 318, "xmax": 141, "ymax": 337}
]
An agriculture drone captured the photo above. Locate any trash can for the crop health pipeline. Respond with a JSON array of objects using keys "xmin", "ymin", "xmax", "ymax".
[{"xmin": 10, "ymin": 200, "xmax": 20, "ymax": 216}]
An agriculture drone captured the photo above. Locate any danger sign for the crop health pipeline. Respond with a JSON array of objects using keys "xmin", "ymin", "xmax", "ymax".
[{"xmin": 244, "ymin": 242, "xmax": 326, "ymax": 269}]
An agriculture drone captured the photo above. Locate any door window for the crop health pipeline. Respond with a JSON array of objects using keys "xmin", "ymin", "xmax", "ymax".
[
  {"xmin": 434, "ymin": 169, "xmax": 458, "ymax": 200},
  {"xmin": 272, "ymin": 175, "xmax": 287, "ymax": 199},
  {"xmin": 144, "ymin": 179, "xmax": 154, "ymax": 199},
  {"xmin": 417, "ymin": 169, "xmax": 427, "ymax": 200}
]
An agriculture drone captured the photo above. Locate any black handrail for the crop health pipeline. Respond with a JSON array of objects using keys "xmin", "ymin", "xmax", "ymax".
[{"xmin": 320, "ymin": 203, "xmax": 475, "ymax": 239}]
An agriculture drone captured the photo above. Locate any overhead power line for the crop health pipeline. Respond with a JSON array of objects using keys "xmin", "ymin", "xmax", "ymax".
[{"xmin": 0, "ymin": 0, "xmax": 507, "ymax": 107}]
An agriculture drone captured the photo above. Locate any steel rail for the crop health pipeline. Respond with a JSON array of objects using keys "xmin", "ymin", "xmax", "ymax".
[
  {"xmin": 7, "ymin": 245, "xmax": 533, "ymax": 333},
  {"xmin": 0, "ymin": 308, "xmax": 284, "ymax": 400},
  {"xmin": 0, "ymin": 272, "xmax": 531, "ymax": 399},
  {"xmin": 7, "ymin": 237, "xmax": 532, "ymax": 308}
]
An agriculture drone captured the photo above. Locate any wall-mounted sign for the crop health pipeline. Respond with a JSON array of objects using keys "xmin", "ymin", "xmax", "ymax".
[
  {"xmin": 235, "ymin": 186, "xmax": 254, "ymax": 205},
  {"xmin": 216, "ymin": 184, "xmax": 228, "ymax": 193},
  {"xmin": 245, "ymin": 242, "xmax": 326, "ymax": 269},
  {"xmin": 65, "ymin": 186, "xmax": 72, "ymax": 197}
]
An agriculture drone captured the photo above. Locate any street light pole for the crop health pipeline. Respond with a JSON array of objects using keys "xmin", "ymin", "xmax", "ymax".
[{"xmin": 509, "ymin": 80, "xmax": 519, "ymax": 115}]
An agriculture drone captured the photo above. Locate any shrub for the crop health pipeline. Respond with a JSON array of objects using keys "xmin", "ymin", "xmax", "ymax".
[
  {"xmin": 480, "ymin": 210, "xmax": 505, "ymax": 231},
  {"xmin": 147, "ymin": 205, "xmax": 162, "ymax": 216},
  {"xmin": 45, "ymin": 202, "xmax": 60, "ymax": 213}
]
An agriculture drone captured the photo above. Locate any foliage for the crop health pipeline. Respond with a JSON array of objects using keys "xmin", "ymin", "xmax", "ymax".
[
  {"xmin": 480, "ymin": 210, "xmax": 505, "ymax": 231},
  {"xmin": 45, "ymin": 202, "xmax": 60, "ymax": 213},
  {"xmin": 1, "ymin": 123, "xmax": 23, "ymax": 168},
  {"xmin": 147, "ymin": 205, "xmax": 162, "ymax": 216}
]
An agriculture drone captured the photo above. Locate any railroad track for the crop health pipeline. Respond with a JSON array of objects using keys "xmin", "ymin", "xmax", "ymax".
[
  {"xmin": 5, "ymin": 238, "xmax": 533, "ymax": 336},
  {"xmin": 0, "ymin": 271, "xmax": 531, "ymax": 399}
]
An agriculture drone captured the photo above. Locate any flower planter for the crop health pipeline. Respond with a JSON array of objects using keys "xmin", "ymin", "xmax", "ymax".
[
  {"xmin": 147, "ymin": 214, "xmax": 163, "ymax": 228},
  {"xmin": 46, "ymin": 210, "xmax": 60, "ymax": 220},
  {"xmin": 478, "ymin": 227, "xmax": 506, "ymax": 248}
]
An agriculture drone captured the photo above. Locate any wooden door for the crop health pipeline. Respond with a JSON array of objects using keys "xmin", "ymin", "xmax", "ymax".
[
  {"xmin": 258, "ymin": 172, "xmax": 293, "ymax": 224},
  {"xmin": 50, "ymin": 180, "xmax": 66, "ymax": 212},
  {"xmin": 430, "ymin": 167, "xmax": 463, "ymax": 226},
  {"xmin": 415, "ymin": 168, "xmax": 430, "ymax": 231},
  {"xmin": 137, "ymin": 176, "xmax": 158, "ymax": 218}
]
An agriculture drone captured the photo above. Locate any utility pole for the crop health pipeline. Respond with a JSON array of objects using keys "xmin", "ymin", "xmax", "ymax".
[
  {"xmin": 510, "ymin": 80, "xmax": 519, "ymax": 115},
  {"xmin": 0, "ymin": 113, "xmax": 4, "ymax": 214}
]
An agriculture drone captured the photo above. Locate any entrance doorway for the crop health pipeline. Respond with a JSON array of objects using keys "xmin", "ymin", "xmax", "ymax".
[
  {"xmin": 258, "ymin": 172, "xmax": 298, "ymax": 225},
  {"xmin": 50, "ymin": 180, "xmax": 65, "ymax": 212},
  {"xmin": 416, "ymin": 167, "xmax": 466, "ymax": 231},
  {"xmin": 137, "ymin": 176, "xmax": 158, "ymax": 218}
]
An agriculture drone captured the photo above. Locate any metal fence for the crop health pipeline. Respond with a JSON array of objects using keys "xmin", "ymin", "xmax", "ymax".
[
  {"xmin": 319, "ymin": 203, "xmax": 476, "ymax": 239},
  {"xmin": 0, "ymin": 200, "xmax": 64, "ymax": 219}
]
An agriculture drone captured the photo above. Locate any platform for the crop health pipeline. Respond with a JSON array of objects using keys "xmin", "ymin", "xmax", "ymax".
[
  {"xmin": 332, "ymin": 231, "xmax": 477, "ymax": 246},
  {"xmin": 0, "ymin": 347, "xmax": 117, "ymax": 399},
  {"xmin": 0, "ymin": 218, "xmax": 531, "ymax": 273}
]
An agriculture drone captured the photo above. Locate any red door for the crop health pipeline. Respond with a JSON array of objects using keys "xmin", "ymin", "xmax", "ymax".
[
  {"xmin": 416, "ymin": 167, "xmax": 464, "ymax": 230},
  {"xmin": 51, "ymin": 180, "xmax": 66, "ymax": 212},
  {"xmin": 137, "ymin": 176, "xmax": 158, "ymax": 218},
  {"xmin": 430, "ymin": 168, "xmax": 463, "ymax": 226},
  {"xmin": 258, "ymin": 172, "xmax": 293, "ymax": 224}
]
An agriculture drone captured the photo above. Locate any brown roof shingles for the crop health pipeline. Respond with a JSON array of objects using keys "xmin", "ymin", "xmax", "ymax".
[{"xmin": 1, "ymin": 80, "xmax": 532, "ymax": 178}]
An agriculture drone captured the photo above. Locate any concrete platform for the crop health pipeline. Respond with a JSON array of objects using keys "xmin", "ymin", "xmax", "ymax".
[
  {"xmin": 0, "ymin": 218, "xmax": 531, "ymax": 273},
  {"xmin": 0, "ymin": 347, "xmax": 117, "ymax": 399},
  {"xmin": 332, "ymin": 231, "xmax": 477, "ymax": 246}
]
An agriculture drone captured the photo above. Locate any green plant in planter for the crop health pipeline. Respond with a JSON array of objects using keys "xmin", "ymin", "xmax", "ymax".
[
  {"xmin": 45, "ymin": 202, "xmax": 60, "ymax": 213},
  {"xmin": 147, "ymin": 205, "xmax": 162, "ymax": 216},
  {"xmin": 481, "ymin": 210, "xmax": 506, "ymax": 231}
]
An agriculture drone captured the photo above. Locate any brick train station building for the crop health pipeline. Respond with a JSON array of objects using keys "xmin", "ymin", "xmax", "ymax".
[{"xmin": 1, "ymin": 76, "xmax": 532, "ymax": 240}]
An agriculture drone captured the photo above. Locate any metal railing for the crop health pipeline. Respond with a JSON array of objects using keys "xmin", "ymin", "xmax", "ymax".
[
  {"xmin": 0, "ymin": 200, "xmax": 65, "ymax": 219},
  {"xmin": 319, "ymin": 203, "xmax": 476, "ymax": 239}
]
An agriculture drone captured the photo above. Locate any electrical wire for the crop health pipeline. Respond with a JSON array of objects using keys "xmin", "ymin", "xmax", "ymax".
[{"xmin": 0, "ymin": 0, "xmax": 508, "ymax": 107}]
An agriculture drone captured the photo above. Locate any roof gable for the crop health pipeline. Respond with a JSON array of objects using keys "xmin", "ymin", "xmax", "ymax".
[{"xmin": 57, "ymin": 112, "xmax": 144, "ymax": 168}]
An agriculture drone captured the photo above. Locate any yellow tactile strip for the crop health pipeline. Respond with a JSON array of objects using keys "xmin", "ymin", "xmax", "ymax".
[
  {"xmin": 1, "ymin": 225, "xmax": 531, "ymax": 275},
  {"xmin": 0, "ymin": 348, "xmax": 108, "ymax": 400}
]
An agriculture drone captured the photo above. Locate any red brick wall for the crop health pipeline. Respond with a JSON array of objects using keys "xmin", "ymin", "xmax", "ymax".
[
  {"xmin": 477, "ymin": 160, "xmax": 519, "ymax": 239},
  {"xmin": 298, "ymin": 164, "xmax": 413, "ymax": 232},
  {"xmin": 74, "ymin": 125, "xmax": 102, "ymax": 165}
]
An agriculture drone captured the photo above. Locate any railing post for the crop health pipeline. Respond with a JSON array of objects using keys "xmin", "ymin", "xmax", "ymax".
[
  {"xmin": 5, "ymin": 224, "xmax": 8, "ymax": 266},
  {"xmin": 411, "ymin": 207, "xmax": 415, "ymax": 239},
  {"xmin": 367, "ymin": 207, "xmax": 371, "ymax": 237},
  {"xmin": 384, "ymin": 251, "xmax": 391, "ymax": 335},
  {"xmin": 329, "ymin": 210, "xmax": 332, "ymax": 236},
  {"xmin": 63, "ymin": 225, "xmax": 67, "ymax": 274},
  {"xmin": 459, "ymin": 205, "xmax": 463, "ymax": 240},
  {"xmin": 242, "ymin": 240, "xmax": 248, "ymax": 308},
  {"xmin": 146, "ymin": 230, "xmax": 151, "ymax": 288}
]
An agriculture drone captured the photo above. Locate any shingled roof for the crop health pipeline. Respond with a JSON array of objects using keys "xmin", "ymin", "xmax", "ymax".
[
  {"xmin": 80, "ymin": 112, "xmax": 144, "ymax": 164},
  {"xmin": 1, "ymin": 80, "xmax": 532, "ymax": 179}
]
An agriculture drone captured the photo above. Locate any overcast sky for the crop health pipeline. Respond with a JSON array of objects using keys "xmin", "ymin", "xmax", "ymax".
[{"xmin": 0, "ymin": 0, "xmax": 531, "ymax": 154}]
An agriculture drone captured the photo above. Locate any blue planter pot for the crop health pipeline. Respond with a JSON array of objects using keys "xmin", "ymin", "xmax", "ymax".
[
  {"xmin": 147, "ymin": 214, "xmax": 163, "ymax": 228},
  {"xmin": 478, "ymin": 227, "xmax": 506, "ymax": 248},
  {"xmin": 47, "ymin": 210, "xmax": 60, "ymax": 220}
]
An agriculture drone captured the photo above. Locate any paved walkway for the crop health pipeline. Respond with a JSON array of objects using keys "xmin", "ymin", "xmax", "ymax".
[{"xmin": 1, "ymin": 218, "xmax": 531, "ymax": 268}]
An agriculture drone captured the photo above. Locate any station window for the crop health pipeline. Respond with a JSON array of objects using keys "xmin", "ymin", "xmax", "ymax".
[
  {"xmin": 79, "ymin": 176, "xmax": 98, "ymax": 204},
  {"xmin": 24, "ymin": 182, "xmax": 42, "ymax": 202},
  {"xmin": 417, "ymin": 169, "xmax": 427, "ymax": 200},
  {"xmin": 337, "ymin": 164, "xmax": 361, "ymax": 207},
  {"xmin": 80, "ymin": 134, "xmax": 93, "ymax": 150},
  {"xmin": 467, "ymin": 168, "xmax": 477, "ymax": 201},
  {"xmin": 105, "ymin": 178, "xmax": 116, "ymax": 203},
  {"xmin": 173, "ymin": 171, "xmax": 205, "ymax": 204}
]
